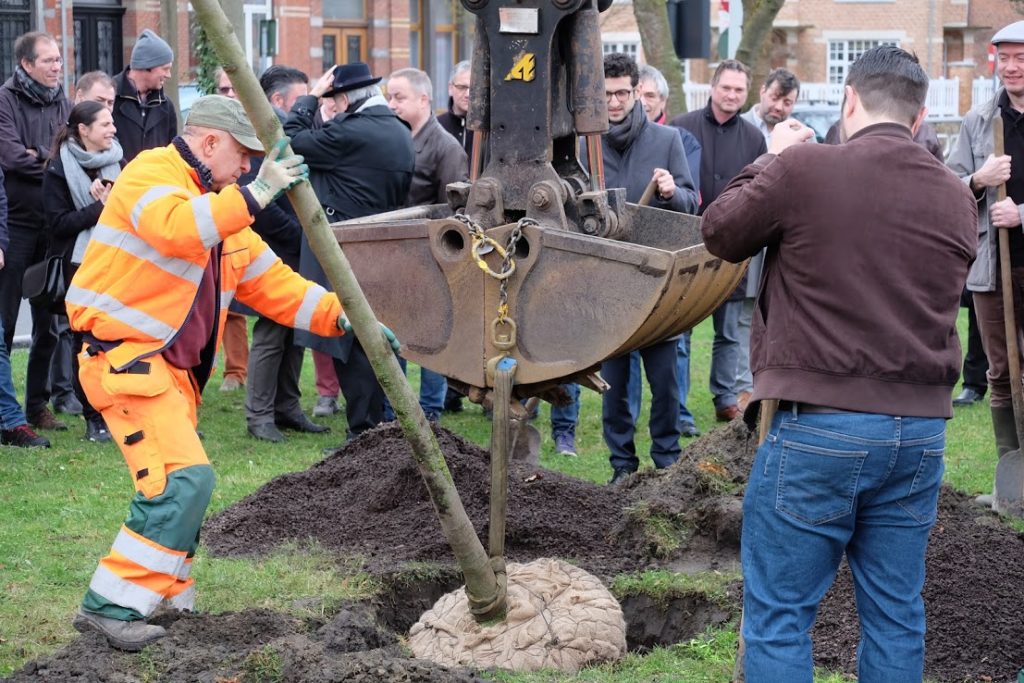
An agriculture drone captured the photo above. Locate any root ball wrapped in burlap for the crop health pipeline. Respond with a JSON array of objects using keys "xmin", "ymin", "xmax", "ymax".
[{"xmin": 408, "ymin": 558, "xmax": 626, "ymax": 672}]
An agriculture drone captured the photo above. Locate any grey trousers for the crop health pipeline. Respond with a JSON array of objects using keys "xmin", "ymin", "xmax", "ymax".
[
  {"xmin": 709, "ymin": 299, "xmax": 741, "ymax": 409},
  {"xmin": 245, "ymin": 316, "xmax": 304, "ymax": 426},
  {"xmin": 735, "ymin": 297, "xmax": 755, "ymax": 394}
]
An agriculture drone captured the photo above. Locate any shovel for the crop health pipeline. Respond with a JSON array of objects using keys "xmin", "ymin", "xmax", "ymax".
[
  {"xmin": 509, "ymin": 397, "xmax": 541, "ymax": 465},
  {"xmin": 993, "ymin": 116, "xmax": 1024, "ymax": 517}
]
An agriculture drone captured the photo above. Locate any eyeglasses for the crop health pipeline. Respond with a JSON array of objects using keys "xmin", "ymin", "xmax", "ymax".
[
  {"xmin": 36, "ymin": 57, "xmax": 62, "ymax": 66},
  {"xmin": 451, "ymin": 84, "xmax": 470, "ymax": 93},
  {"xmin": 605, "ymin": 89, "xmax": 634, "ymax": 102},
  {"xmin": 218, "ymin": 86, "xmax": 235, "ymax": 95}
]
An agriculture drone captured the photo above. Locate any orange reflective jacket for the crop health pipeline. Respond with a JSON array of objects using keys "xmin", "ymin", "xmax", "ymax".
[{"xmin": 67, "ymin": 143, "xmax": 344, "ymax": 370}]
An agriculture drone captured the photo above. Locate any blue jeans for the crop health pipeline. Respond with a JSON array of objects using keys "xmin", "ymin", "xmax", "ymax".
[
  {"xmin": 710, "ymin": 299, "xmax": 741, "ymax": 409},
  {"xmin": 550, "ymin": 382, "xmax": 580, "ymax": 438},
  {"xmin": 384, "ymin": 358, "xmax": 447, "ymax": 421},
  {"xmin": 0, "ymin": 316, "xmax": 26, "ymax": 429},
  {"xmin": 676, "ymin": 331, "xmax": 695, "ymax": 426},
  {"xmin": 550, "ymin": 356, "xmax": 642, "ymax": 439},
  {"xmin": 741, "ymin": 406, "xmax": 945, "ymax": 683}
]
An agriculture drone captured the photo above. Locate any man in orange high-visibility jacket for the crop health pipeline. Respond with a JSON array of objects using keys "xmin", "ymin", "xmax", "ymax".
[{"xmin": 64, "ymin": 95, "xmax": 372, "ymax": 651}]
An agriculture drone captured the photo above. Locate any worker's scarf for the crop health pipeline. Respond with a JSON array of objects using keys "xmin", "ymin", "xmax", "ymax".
[
  {"xmin": 60, "ymin": 138, "xmax": 123, "ymax": 263},
  {"xmin": 605, "ymin": 100, "xmax": 647, "ymax": 153},
  {"xmin": 13, "ymin": 65, "xmax": 62, "ymax": 106}
]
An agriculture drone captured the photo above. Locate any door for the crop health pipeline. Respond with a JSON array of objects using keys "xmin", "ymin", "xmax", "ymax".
[
  {"xmin": 73, "ymin": 5, "xmax": 125, "ymax": 77},
  {"xmin": 322, "ymin": 27, "xmax": 367, "ymax": 71}
]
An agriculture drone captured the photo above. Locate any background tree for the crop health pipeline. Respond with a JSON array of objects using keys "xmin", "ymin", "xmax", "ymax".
[
  {"xmin": 735, "ymin": 0, "xmax": 787, "ymax": 107},
  {"xmin": 632, "ymin": 0, "xmax": 687, "ymax": 116}
]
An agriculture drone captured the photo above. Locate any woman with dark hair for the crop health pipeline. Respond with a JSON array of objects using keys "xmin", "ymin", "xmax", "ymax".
[{"xmin": 42, "ymin": 100, "xmax": 122, "ymax": 442}]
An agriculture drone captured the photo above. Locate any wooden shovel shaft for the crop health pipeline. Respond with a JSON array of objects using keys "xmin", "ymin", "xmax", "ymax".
[{"xmin": 993, "ymin": 116, "xmax": 1024, "ymax": 447}]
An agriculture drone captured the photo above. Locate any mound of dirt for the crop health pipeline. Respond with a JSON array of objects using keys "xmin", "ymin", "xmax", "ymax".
[
  {"xmin": 9, "ymin": 420, "xmax": 1024, "ymax": 682},
  {"xmin": 204, "ymin": 423, "xmax": 647, "ymax": 578},
  {"xmin": 5, "ymin": 606, "xmax": 486, "ymax": 683}
]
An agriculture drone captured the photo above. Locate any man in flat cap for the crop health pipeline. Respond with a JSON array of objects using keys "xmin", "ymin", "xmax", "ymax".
[
  {"xmin": 112, "ymin": 29, "xmax": 177, "ymax": 162},
  {"xmin": 948, "ymin": 20, "xmax": 1024, "ymax": 511},
  {"xmin": 285, "ymin": 62, "xmax": 414, "ymax": 442},
  {"xmin": 67, "ymin": 95, "xmax": 354, "ymax": 650}
]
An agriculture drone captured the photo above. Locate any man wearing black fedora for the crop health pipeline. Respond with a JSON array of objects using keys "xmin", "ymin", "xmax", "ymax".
[{"xmin": 285, "ymin": 62, "xmax": 414, "ymax": 441}]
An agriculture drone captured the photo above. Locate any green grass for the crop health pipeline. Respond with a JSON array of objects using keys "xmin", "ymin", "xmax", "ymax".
[{"xmin": 0, "ymin": 310, "xmax": 1009, "ymax": 680}]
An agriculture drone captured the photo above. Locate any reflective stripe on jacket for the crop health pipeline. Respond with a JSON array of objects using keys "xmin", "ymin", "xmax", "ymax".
[{"xmin": 67, "ymin": 143, "xmax": 344, "ymax": 370}]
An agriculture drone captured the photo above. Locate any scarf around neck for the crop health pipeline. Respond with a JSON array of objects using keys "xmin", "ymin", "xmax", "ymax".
[
  {"xmin": 605, "ymin": 100, "xmax": 647, "ymax": 153},
  {"xmin": 60, "ymin": 138, "xmax": 123, "ymax": 263},
  {"xmin": 13, "ymin": 65, "xmax": 62, "ymax": 106}
]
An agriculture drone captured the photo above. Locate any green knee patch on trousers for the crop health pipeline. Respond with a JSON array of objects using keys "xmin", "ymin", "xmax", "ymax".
[
  {"xmin": 81, "ymin": 590, "xmax": 145, "ymax": 621},
  {"xmin": 124, "ymin": 465, "xmax": 216, "ymax": 551}
]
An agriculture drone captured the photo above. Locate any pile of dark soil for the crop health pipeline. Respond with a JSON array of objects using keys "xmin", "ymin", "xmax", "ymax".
[
  {"xmin": 8, "ymin": 420, "xmax": 1024, "ymax": 682},
  {"xmin": 204, "ymin": 423, "xmax": 642, "ymax": 578},
  {"xmin": 6, "ymin": 605, "xmax": 486, "ymax": 683}
]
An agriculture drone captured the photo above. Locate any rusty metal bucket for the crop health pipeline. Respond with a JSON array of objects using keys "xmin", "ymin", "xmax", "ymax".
[{"xmin": 333, "ymin": 203, "xmax": 745, "ymax": 395}]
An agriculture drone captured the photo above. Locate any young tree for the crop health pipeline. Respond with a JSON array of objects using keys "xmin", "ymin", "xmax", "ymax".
[{"xmin": 735, "ymin": 0, "xmax": 787, "ymax": 107}]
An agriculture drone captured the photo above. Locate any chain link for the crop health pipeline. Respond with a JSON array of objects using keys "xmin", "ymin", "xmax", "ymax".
[{"xmin": 454, "ymin": 213, "xmax": 537, "ymax": 352}]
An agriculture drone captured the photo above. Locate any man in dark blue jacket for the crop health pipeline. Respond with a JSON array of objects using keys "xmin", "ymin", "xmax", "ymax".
[
  {"xmin": 285, "ymin": 62, "xmax": 414, "ymax": 440},
  {"xmin": 597, "ymin": 53, "xmax": 698, "ymax": 485}
]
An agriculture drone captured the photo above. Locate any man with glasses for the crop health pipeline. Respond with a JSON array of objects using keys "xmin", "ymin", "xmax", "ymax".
[
  {"xmin": 595, "ymin": 53, "xmax": 697, "ymax": 485},
  {"xmin": 0, "ymin": 31, "xmax": 71, "ymax": 436},
  {"xmin": 112, "ymin": 29, "xmax": 176, "ymax": 163},
  {"xmin": 438, "ymin": 61, "xmax": 473, "ymax": 163}
]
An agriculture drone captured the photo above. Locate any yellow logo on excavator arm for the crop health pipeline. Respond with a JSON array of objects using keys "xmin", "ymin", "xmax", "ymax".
[{"xmin": 505, "ymin": 52, "xmax": 536, "ymax": 82}]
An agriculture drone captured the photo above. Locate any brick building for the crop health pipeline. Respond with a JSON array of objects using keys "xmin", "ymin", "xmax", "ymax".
[
  {"xmin": 2, "ymin": 0, "xmax": 473, "ymax": 109},
  {"xmin": 599, "ymin": 0, "xmax": 1022, "ymax": 93}
]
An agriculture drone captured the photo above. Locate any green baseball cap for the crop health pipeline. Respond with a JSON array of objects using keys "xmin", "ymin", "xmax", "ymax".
[{"xmin": 185, "ymin": 94, "xmax": 264, "ymax": 152}]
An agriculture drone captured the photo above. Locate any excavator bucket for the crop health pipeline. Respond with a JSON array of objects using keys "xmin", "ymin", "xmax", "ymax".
[{"xmin": 332, "ymin": 203, "xmax": 745, "ymax": 395}]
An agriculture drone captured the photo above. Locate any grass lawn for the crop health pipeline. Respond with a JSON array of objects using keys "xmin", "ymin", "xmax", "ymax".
[{"xmin": 0, "ymin": 310, "xmax": 1005, "ymax": 680}]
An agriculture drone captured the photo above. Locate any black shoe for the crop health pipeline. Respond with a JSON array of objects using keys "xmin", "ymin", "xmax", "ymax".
[
  {"xmin": 248, "ymin": 423, "xmax": 286, "ymax": 443},
  {"xmin": 952, "ymin": 387, "xmax": 984, "ymax": 407},
  {"xmin": 28, "ymin": 407, "xmax": 67, "ymax": 431},
  {"xmin": 608, "ymin": 467, "xmax": 634, "ymax": 486},
  {"xmin": 275, "ymin": 413, "xmax": 330, "ymax": 434},
  {"xmin": 1, "ymin": 424, "xmax": 50, "ymax": 448},
  {"xmin": 443, "ymin": 393, "xmax": 463, "ymax": 413},
  {"xmin": 679, "ymin": 422, "xmax": 701, "ymax": 438},
  {"xmin": 53, "ymin": 395, "xmax": 84, "ymax": 416},
  {"xmin": 85, "ymin": 417, "xmax": 113, "ymax": 443}
]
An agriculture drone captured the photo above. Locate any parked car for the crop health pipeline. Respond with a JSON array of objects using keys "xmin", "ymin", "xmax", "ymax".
[{"xmin": 790, "ymin": 103, "xmax": 840, "ymax": 143}]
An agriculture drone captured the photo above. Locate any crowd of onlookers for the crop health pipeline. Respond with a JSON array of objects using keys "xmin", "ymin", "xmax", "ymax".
[{"xmin": 0, "ymin": 28, "xmax": 988, "ymax": 483}]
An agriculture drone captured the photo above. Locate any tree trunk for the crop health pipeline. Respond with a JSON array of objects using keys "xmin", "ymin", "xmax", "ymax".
[
  {"xmin": 160, "ymin": 0, "xmax": 180, "ymax": 130},
  {"xmin": 191, "ymin": 0, "xmax": 506, "ymax": 623},
  {"xmin": 735, "ymin": 0, "xmax": 786, "ymax": 108},
  {"xmin": 632, "ymin": 0, "xmax": 686, "ymax": 116}
]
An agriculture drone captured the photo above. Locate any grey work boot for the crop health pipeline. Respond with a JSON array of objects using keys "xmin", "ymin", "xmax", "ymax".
[
  {"xmin": 976, "ymin": 406, "xmax": 1020, "ymax": 508},
  {"xmin": 73, "ymin": 609, "xmax": 166, "ymax": 651}
]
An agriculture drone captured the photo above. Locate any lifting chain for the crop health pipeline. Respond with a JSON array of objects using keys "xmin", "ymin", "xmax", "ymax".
[{"xmin": 454, "ymin": 213, "xmax": 538, "ymax": 354}]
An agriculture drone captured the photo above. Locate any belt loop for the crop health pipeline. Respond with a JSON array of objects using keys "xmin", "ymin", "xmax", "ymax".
[{"xmin": 790, "ymin": 401, "xmax": 799, "ymax": 417}]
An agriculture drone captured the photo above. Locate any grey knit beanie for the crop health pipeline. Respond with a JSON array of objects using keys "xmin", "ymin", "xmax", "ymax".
[{"xmin": 130, "ymin": 29, "xmax": 173, "ymax": 70}]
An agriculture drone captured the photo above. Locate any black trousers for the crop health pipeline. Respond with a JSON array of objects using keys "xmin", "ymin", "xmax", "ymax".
[
  {"xmin": 961, "ymin": 288, "xmax": 989, "ymax": 393},
  {"xmin": 333, "ymin": 338, "xmax": 385, "ymax": 440}
]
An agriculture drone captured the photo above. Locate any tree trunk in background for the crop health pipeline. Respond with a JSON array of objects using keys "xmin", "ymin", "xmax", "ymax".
[
  {"xmin": 736, "ymin": 0, "xmax": 786, "ymax": 108},
  {"xmin": 633, "ymin": 0, "xmax": 687, "ymax": 116},
  {"xmin": 160, "ymin": 0, "xmax": 180, "ymax": 129}
]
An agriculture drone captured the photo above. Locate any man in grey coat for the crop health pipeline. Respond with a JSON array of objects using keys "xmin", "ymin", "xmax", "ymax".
[
  {"xmin": 385, "ymin": 68, "xmax": 467, "ymax": 422},
  {"xmin": 948, "ymin": 20, "xmax": 1024, "ymax": 509}
]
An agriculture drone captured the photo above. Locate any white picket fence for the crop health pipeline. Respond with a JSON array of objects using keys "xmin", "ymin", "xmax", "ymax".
[{"xmin": 683, "ymin": 78, "xmax": 961, "ymax": 119}]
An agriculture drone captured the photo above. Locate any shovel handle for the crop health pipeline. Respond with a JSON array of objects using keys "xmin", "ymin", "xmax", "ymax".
[
  {"xmin": 993, "ymin": 117, "xmax": 1024, "ymax": 446},
  {"xmin": 639, "ymin": 178, "xmax": 658, "ymax": 207}
]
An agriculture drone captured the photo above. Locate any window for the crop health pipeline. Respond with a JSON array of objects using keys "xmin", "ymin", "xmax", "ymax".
[
  {"xmin": 0, "ymin": 0, "xmax": 29, "ymax": 82},
  {"xmin": 827, "ymin": 39, "xmax": 897, "ymax": 84},
  {"xmin": 603, "ymin": 42, "xmax": 638, "ymax": 56},
  {"xmin": 323, "ymin": 0, "xmax": 365, "ymax": 21}
]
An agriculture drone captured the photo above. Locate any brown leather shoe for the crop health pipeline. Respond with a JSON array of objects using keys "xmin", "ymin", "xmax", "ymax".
[
  {"xmin": 737, "ymin": 391, "xmax": 752, "ymax": 411},
  {"xmin": 28, "ymin": 406, "xmax": 68, "ymax": 431},
  {"xmin": 715, "ymin": 404, "xmax": 740, "ymax": 422}
]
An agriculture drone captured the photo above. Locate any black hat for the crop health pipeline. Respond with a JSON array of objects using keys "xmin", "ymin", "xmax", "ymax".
[{"xmin": 323, "ymin": 62, "xmax": 382, "ymax": 98}]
